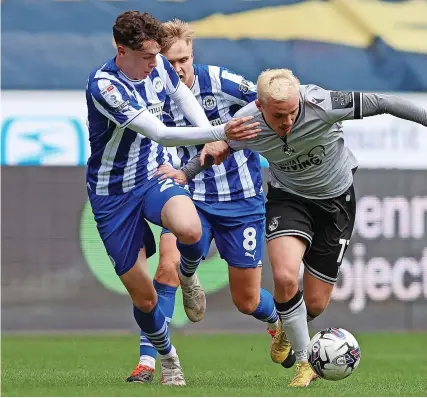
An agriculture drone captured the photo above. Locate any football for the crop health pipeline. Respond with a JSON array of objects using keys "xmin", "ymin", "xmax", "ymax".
[{"xmin": 308, "ymin": 327, "xmax": 361, "ymax": 381}]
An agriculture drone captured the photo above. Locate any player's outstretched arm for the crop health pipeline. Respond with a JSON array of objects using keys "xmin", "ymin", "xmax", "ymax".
[
  {"xmin": 362, "ymin": 93, "xmax": 427, "ymax": 126},
  {"xmin": 89, "ymin": 78, "xmax": 260, "ymax": 146},
  {"xmin": 128, "ymin": 112, "xmax": 260, "ymax": 146},
  {"xmin": 179, "ymin": 141, "xmax": 232, "ymax": 181}
]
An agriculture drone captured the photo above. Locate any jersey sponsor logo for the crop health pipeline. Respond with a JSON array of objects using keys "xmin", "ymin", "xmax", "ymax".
[
  {"xmin": 268, "ymin": 216, "xmax": 281, "ymax": 232},
  {"xmin": 148, "ymin": 103, "xmax": 164, "ymax": 119},
  {"xmin": 115, "ymin": 100, "xmax": 130, "ymax": 112},
  {"xmin": 330, "ymin": 91, "xmax": 354, "ymax": 109},
  {"xmin": 210, "ymin": 117, "xmax": 222, "ymax": 126},
  {"xmin": 202, "ymin": 95, "xmax": 217, "ymax": 111},
  {"xmin": 277, "ymin": 145, "xmax": 326, "ymax": 172},
  {"xmin": 1, "ymin": 116, "xmax": 86, "ymax": 165},
  {"xmin": 152, "ymin": 76, "xmax": 164, "ymax": 93},
  {"xmin": 239, "ymin": 79, "xmax": 251, "ymax": 94}
]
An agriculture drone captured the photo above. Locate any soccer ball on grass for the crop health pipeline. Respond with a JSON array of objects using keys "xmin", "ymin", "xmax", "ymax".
[{"xmin": 308, "ymin": 327, "xmax": 361, "ymax": 381}]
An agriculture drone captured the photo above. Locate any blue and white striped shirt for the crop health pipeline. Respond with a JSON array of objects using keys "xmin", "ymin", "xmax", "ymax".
[
  {"xmin": 164, "ymin": 64, "xmax": 262, "ymax": 202},
  {"xmin": 86, "ymin": 54, "xmax": 179, "ymax": 195}
]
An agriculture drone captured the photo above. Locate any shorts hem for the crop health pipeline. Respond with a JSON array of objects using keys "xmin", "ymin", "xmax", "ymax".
[
  {"xmin": 266, "ymin": 229, "xmax": 312, "ymax": 249},
  {"xmin": 303, "ymin": 259, "xmax": 337, "ymax": 285},
  {"xmin": 227, "ymin": 262, "xmax": 263, "ymax": 269},
  {"xmin": 115, "ymin": 260, "xmax": 136, "ymax": 277}
]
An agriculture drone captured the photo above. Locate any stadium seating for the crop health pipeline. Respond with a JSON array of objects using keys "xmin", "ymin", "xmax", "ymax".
[{"xmin": 2, "ymin": 0, "xmax": 427, "ymax": 90}]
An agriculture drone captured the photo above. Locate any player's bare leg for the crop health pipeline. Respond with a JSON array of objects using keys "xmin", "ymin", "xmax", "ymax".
[
  {"xmin": 268, "ymin": 236, "xmax": 317, "ymax": 387},
  {"xmin": 128, "ymin": 234, "xmax": 181, "ymax": 383},
  {"xmin": 121, "ymin": 248, "xmax": 185, "ymax": 386},
  {"xmin": 228, "ymin": 266, "xmax": 279, "ymax": 337},
  {"xmin": 303, "ymin": 271, "xmax": 334, "ymax": 322},
  {"xmin": 155, "ymin": 233, "xmax": 181, "ymax": 287},
  {"xmin": 162, "ymin": 195, "xmax": 206, "ymax": 322}
]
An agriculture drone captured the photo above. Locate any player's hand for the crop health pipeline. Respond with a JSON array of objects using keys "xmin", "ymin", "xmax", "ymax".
[
  {"xmin": 200, "ymin": 141, "xmax": 231, "ymax": 166},
  {"xmin": 155, "ymin": 164, "xmax": 188, "ymax": 185},
  {"xmin": 224, "ymin": 116, "xmax": 260, "ymax": 141}
]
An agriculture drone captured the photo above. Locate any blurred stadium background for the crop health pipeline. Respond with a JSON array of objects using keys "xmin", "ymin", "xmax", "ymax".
[{"xmin": 1, "ymin": 0, "xmax": 427, "ymax": 395}]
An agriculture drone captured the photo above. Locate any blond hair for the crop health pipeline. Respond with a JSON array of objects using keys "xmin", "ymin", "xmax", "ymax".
[
  {"xmin": 161, "ymin": 19, "xmax": 195, "ymax": 52},
  {"xmin": 257, "ymin": 69, "xmax": 300, "ymax": 103}
]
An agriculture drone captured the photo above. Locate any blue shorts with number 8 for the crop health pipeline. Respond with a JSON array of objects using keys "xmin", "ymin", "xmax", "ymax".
[{"xmin": 194, "ymin": 193, "xmax": 265, "ymax": 268}]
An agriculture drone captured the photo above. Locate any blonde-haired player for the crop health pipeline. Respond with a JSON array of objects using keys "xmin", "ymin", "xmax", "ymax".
[{"xmin": 196, "ymin": 68, "xmax": 427, "ymax": 386}]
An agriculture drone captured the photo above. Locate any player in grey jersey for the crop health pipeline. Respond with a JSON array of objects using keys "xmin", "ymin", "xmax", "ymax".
[{"xmin": 192, "ymin": 68, "xmax": 427, "ymax": 387}]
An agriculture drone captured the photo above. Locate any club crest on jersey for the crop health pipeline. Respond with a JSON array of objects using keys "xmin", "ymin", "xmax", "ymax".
[
  {"xmin": 202, "ymin": 95, "xmax": 217, "ymax": 111},
  {"xmin": 279, "ymin": 136, "xmax": 295, "ymax": 155},
  {"xmin": 152, "ymin": 76, "xmax": 164, "ymax": 93},
  {"xmin": 282, "ymin": 144, "xmax": 296, "ymax": 155},
  {"xmin": 268, "ymin": 216, "xmax": 281, "ymax": 232}
]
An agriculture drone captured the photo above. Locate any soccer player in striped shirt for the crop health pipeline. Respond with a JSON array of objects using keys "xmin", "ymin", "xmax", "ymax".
[
  {"xmin": 85, "ymin": 11, "xmax": 259, "ymax": 386},
  {"xmin": 127, "ymin": 19, "xmax": 281, "ymax": 383}
]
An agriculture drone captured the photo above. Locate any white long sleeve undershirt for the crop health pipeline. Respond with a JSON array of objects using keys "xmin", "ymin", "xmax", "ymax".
[{"xmin": 128, "ymin": 109, "xmax": 226, "ymax": 146}]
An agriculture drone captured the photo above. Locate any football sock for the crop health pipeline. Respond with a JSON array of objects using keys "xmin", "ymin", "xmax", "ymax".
[
  {"xmin": 139, "ymin": 281, "xmax": 177, "ymax": 363},
  {"xmin": 251, "ymin": 288, "xmax": 279, "ymax": 325},
  {"xmin": 275, "ymin": 290, "xmax": 310, "ymax": 362},
  {"xmin": 133, "ymin": 303, "xmax": 172, "ymax": 356},
  {"xmin": 177, "ymin": 239, "xmax": 204, "ymax": 278}
]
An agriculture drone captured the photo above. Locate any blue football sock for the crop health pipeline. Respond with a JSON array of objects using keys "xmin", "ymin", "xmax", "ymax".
[
  {"xmin": 133, "ymin": 302, "xmax": 172, "ymax": 356},
  {"xmin": 177, "ymin": 239, "xmax": 204, "ymax": 277},
  {"xmin": 251, "ymin": 288, "xmax": 279, "ymax": 323},
  {"xmin": 139, "ymin": 281, "xmax": 177, "ymax": 359}
]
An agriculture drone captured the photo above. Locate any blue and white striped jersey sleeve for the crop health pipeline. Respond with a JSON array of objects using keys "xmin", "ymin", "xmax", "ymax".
[
  {"xmin": 219, "ymin": 68, "xmax": 257, "ymax": 106},
  {"xmin": 89, "ymin": 79, "xmax": 144, "ymax": 128},
  {"xmin": 157, "ymin": 54, "xmax": 180, "ymax": 95}
]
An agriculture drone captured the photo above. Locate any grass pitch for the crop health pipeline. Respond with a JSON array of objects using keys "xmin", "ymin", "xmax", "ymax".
[{"xmin": 2, "ymin": 332, "xmax": 426, "ymax": 396}]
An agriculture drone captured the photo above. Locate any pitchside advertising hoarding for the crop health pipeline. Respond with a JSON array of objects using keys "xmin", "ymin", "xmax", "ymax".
[
  {"xmin": 1, "ymin": 91, "xmax": 427, "ymax": 331},
  {"xmin": 2, "ymin": 91, "xmax": 427, "ymax": 169}
]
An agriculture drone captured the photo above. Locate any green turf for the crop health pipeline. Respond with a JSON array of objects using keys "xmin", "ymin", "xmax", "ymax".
[{"xmin": 1, "ymin": 333, "xmax": 426, "ymax": 396}]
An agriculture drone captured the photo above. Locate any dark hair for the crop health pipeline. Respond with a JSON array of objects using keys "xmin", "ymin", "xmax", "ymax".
[{"xmin": 113, "ymin": 11, "xmax": 166, "ymax": 50}]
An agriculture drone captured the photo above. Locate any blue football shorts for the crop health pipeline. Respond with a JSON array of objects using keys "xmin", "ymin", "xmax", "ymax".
[
  {"xmin": 88, "ymin": 175, "xmax": 191, "ymax": 276},
  {"xmin": 162, "ymin": 192, "xmax": 266, "ymax": 268}
]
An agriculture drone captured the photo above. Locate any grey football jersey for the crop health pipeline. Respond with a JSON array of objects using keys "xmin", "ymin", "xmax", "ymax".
[{"xmin": 229, "ymin": 85, "xmax": 361, "ymax": 199}]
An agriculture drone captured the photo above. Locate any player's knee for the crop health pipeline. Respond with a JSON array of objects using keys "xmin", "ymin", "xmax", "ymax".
[
  {"xmin": 305, "ymin": 294, "xmax": 330, "ymax": 316},
  {"xmin": 174, "ymin": 219, "xmax": 202, "ymax": 244},
  {"xmin": 155, "ymin": 259, "xmax": 180, "ymax": 287},
  {"xmin": 133, "ymin": 297, "xmax": 157, "ymax": 312},
  {"xmin": 232, "ymin": 293, "xmax": 259, "ymax": 315},
  {"xmin": 273, "ymin": 267, "xmax": 299, "ymax": 296}
]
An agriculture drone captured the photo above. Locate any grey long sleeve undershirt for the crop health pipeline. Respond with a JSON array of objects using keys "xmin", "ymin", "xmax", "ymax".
[
  {"xmin": 181, "ymin": 152, "xmax": 215, "ymax": 181},
  {"xmin": 362, "ymin": 93, "xmax": 427, "ymax": 126},
  {"xmin": 181, "ymin": 93, "xmax": 427, "ymax": 181}
]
